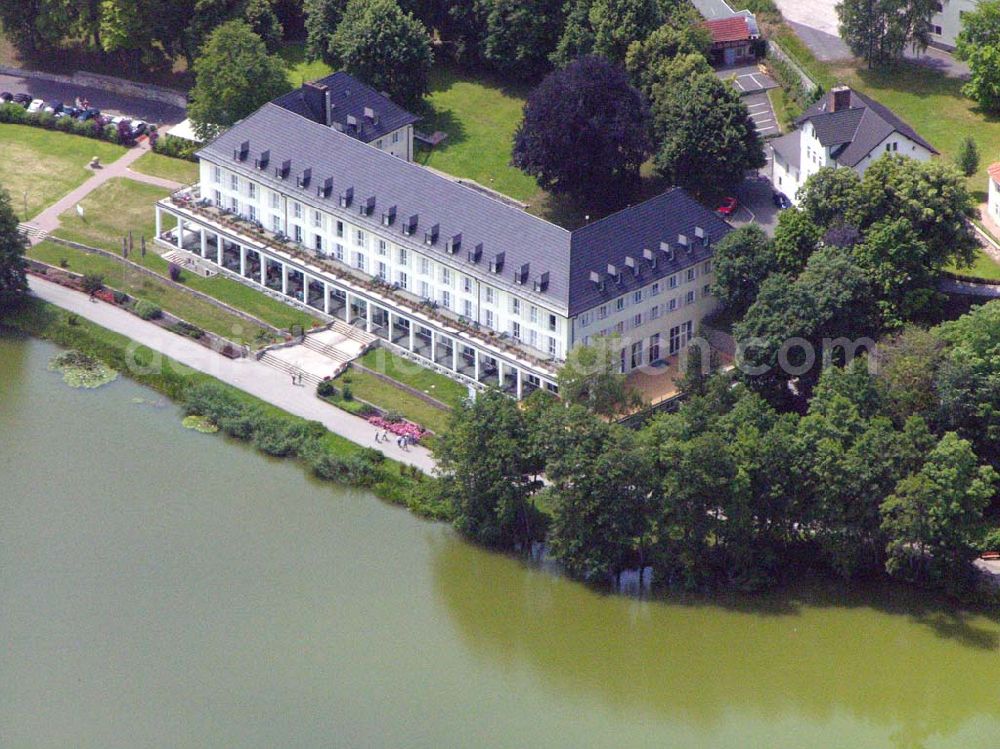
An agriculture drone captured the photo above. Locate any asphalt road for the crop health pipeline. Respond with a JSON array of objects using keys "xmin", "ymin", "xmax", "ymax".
[{"xmin": 0, "ymin": 71, "xmax": 186, "ymax": 126}]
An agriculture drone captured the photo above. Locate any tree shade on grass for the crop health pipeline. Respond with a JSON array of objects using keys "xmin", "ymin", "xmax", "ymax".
[
  {"xmin": 0, "ymin": 124, "xmax": 125, "ymax": 220},
  {"xmin": 278, "ymin": 40, "xmax": 335, "ymax": 86},
  {"xmin": 129, "ymin": 152, "xmax": 200, "ymax": 184},
  {"xmin": 356, "ymin": 347, "xmax": 469, "ymax": 409}
]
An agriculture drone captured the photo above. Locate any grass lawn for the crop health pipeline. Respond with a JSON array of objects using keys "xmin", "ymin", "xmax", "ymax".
[
  {"xmin": 129, "ymin": 151, "xmax": 200, "ymax": 184},
  {"xmin": 278, "ymin": 42, "xmax": 334, "ymax": 87},
  {"xmin": 0, "ymin": 123, "xmax": 125, "ymax": 220},
  {"xmin": 948, "ymin": 248, "xmax": 1000, "ymax": 281},
  {"xmin": 335, "ymin": 367, "xmax": 454, "ymax": 435},
  {"xmin": 28, "ymin": 240, "xmax": 268, "ymax": 341},
  {"xmin": 417, "ymin": 66, "xmax": 540, "ymax": 203},
  {"xmin": 357, "ymin": 347, "xmax": 470, "ymax": 408}
]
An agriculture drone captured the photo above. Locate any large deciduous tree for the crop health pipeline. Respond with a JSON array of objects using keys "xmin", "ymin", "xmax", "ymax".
[
  {"xmin": 588, "ymin": 0, "xmax": 662, "ymax": 62},
  {"xmin": 482, "ymin": 0, "xmax": 565, "ymax": 79},
  {"xmin": 557, "ymin": 334, "xmax": 644, "ymax": 416},
  {"xmin": 327, "ymin": 0, "xmax": 433, "ymax": 110},
  {"xmin": 0, "ymin": 187, "xmax": 28, "ymax": 307},
  {"xmin": 710, "ymin": 224, "xmax": 779, "ymax": 319},
  {"xmin": 188, "ymin": 20, "xmax": 290, "ymax": 140},
  {"xmin": 649, "ymin": 68, "xmax": 765, "ymax": 194},
  {"xmin": 836, "ymin": 0, "xmax": 937, "ymax": 68},
  {"xmin": 512, "ymin": 55, "xmax": 650, "ymax": 196},
  {"xmin": 956, "ymin": 0, "xmax": 1000, "ymax": 111},
  {"xmin": 304, "ymin": 0, "xmax": 348, "ymax": 64}
]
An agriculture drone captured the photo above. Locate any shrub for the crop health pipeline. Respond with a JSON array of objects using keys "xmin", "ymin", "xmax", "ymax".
[
  {"xmin": 357, "ymin": 403, "xmax": 380, "ymax": 417},
  {"xmin": 168, "ymin": 262, "xmax": 183, "ymax": 282},
  {"xmin": 383, "ymin": 409, "xmax": 403, "ymax": 423},
  {"xmin": 152, "ymin": 133, "xmax": 200, "ymax": 162},
  {"xmin": 309, "ymin": 450, "xmax": 383, "ymax": 487},
  {"xmin": 342, "ymin": 384, "xmax": 353, "ymax": 401},
  {"xmin": 81, "ymin": 273, "xmax": 104, "ymax": 294},
  {"xmin": 133, "ymin": 300, "xmax": 162, "ymax": 320},
  {"xmin": 317, "ymin": 379, "xmax": 337, "ymax": 397},
  {"xmin": 35, "ymin": 111, "xmax": 56, "ymax": 129},
  {"xmin": 111, "ymin": 289, "xmax": 128, "ymax": 304},
  {"xmin": 167, "ymin": 320, "xmax": 205, "ymax": 339},
  {"xmin": 0, "ymin": 102, "xmax": 26, "ymax": 123},
  {"xmin": 67, "ymin": 313, "xmax": 80, "ymax": 326},
  {"xmin": 58, "ymin": 258, "xmax": 69, "ymax": 268}
]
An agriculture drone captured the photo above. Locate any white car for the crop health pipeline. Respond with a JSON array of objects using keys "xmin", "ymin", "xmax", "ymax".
[{"xmin": 26, "ymin": 98, "xmax": 44, "ymax": 113}]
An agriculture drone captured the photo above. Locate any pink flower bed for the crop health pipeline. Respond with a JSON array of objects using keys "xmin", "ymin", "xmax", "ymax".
[{"xmin": 368, "ymin": 415, "xmax": 425, "ymax": 439}]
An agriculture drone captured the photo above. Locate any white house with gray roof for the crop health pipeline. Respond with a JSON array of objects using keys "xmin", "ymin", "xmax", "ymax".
[
  {"xmin": 770, "ymin": 86, "xmax": 938, "ymax": 205},
  {"xmin": 154, "ymin": 102, "xmax": 729, "ymax": 398}
]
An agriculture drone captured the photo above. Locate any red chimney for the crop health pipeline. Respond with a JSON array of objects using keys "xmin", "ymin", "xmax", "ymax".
[{"xmin": 829, "ymin": 85, "xmax": 852, "ymax": 113}]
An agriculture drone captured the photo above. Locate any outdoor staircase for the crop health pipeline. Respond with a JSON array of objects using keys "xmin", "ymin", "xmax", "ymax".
[
  {"xmin": 162, "ymin": 249, "xmax": 217, "ymax": 277},
  {"xmin": 329, "ymin": 318, "xmax": 378, "ymax": 346},
  {"xmin": 259, "ymin": 351, "xmax": 324, "ymax": 387},
  {"xmin": 17, "ymin": 223, "xmax": 48, "ymax": 243},
  {"xmin": 301, "ymin": 336, "xmax": 353, "ymax": 364}
]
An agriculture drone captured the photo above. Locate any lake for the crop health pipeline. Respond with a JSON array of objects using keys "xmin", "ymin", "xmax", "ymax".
[{"xmin": 2, "ymin": 333, "xmax": 1000, "ymax": 748}]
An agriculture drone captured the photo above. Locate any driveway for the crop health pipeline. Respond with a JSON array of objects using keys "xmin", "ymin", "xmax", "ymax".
[
  {"xmin": 744, "ymin": 91, "xmax": 779, "ymax": 139},
  {"xmin": 731, "ymin": 175, "xmax": 781, "ymax": 236},
  {"xmin": 718, "ymin": 64, "xmax": 778, "ymax": 95},
  {"xmin": 0, "ymin": 71, "xmax": 185, "ymax": 126}
]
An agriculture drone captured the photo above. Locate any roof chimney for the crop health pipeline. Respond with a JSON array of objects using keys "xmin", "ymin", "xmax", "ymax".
[
  {"xmin": 302, "ymin": 81, "xmax": 328, "ymax": 124},
  {"xmin": 830, "ymin": 85, "xmax": 852, "ymax": 113}
]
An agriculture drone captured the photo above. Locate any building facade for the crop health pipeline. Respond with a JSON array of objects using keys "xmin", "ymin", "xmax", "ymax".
[
  {"xmin": 770, "ymin": 86, "xmax": 938, "ymax": 204},
  {"xmin": 929, "ymin": 0, "xmax": 978, "ymax": 50},
  {"xmin": 155, "ymin": 103, "xmax": 730, "ymax": 398}
]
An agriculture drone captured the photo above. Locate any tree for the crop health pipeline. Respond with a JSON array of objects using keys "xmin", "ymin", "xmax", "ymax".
[
  {"xmin": 512, "ymin": 55, "xmax": 650, "ymax": 196},
  {"xmin": 100, "ymin": 0, "xmax": 155, "ymax": 73},
  {"xmin": 188, "ymin": 20, "xmax": 289, "ymax": 140},
  {"xmin": 955, "ymin": 135, "xmax": 980, "ymax": 176},
  {"xmin": 836, "ymin": 0, "xmax": 937, "ymax": 68},
  {"xmin": 649, "ymin": 68, "xmax": 765, "ymax": 194},
  {"xmin": 244, "ymin": 0, "xmax": 285, "ymax": 51},
  {"xmin": 956, "ymin": 0, "xmax": 1000, "ymax": 111},
  {"xmin": 327, "ymin": 0, "xmax": 433, "ymax": 110},
  {"xmin": 483, "ymin": 0, "xmax": 564, "ymax": 78},
  {"xmin": 548, "ymin": 422, "xmax": 656, "ymax": 584},
  {"xmin": 881, "ymin": 432, "xmax": 996, "ymax": 591},
  {"xmin": 797, "ymin": 166, "xmax": 866, "ymax": 229},
  {"xmin": 304, "ymin": 0, "xmax": 348, "ymax": 64},
  {"xmin": 557, "ymin": 334, "xmax": 643, "ymax": 416},
  {"xmin": 770, "ymin": 208, "xmax": 822, "ymax": 274},
  {"xmin": 433, "ymin": 388, "xmax": 544, "ymax": 550},
  {"xmin": 624, "ymin": 22, "xmax": 710, "ymax": 96},
  {"xmin": 183, "ymin": 0, "xmax": 240, "ymax": 63},
  {"xmin": 589, "ymin": 0, "xmax": 662, "ymax": 62},
  {"xmin": 0, "ymin": 0, "xmax": 74, "ymax": 54},
  {"xmin": 710, "ymin": 224, "xmax": 778, "ymax": 319},
  {"xmin": 551, "ymin": 0, "xmax": 595, "ymax": 67},
  {"xmin": 0, "ymin": 188, "xmax": 28, "ymax": 307}
]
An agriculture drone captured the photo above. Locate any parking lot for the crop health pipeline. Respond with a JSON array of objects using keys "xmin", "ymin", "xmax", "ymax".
[{"xmin": 744, "ymin": 91, "xmax": 779, "ymax": 138}]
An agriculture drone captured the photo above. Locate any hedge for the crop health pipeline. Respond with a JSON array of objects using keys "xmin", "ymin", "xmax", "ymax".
[
  {"xmin": 0, "ymin": 102, "xmax": 122, "ymax": 144},
  {"xmin": 152, "ymin": 133, "xmax": 199, "ymax": 162}
]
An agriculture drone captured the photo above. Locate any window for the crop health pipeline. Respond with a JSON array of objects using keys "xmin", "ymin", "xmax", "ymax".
[
  {"xmin": 377, "ymin": 239, "xmax": 387, "ymax": 256},
  {"xmin": 230, "ymin": 196, "xmax": 238, "ymax": 212},
  {"xmin": 548, "ymin": 313, "xmax": 557, "ymax": 332},
  {"xmin": 631, "ymin": 341, "xmax": 643, "ymax": 369},
  {"xmin": 313, "ymin": 210, "xmax": 322, "ymax": 228},
  {"xmin": 293, "ymin": 224, "xmax": 302, "ymax": 243},
  {"xmin": 548, "ymin": 336, "xmax": 557, "ymax": 357},
  {"xmin": 270, "ymin": 192, "xmax": 279, "ymax": 209},
  {"xmin": 485, "ymin": 287, "xmax": 495, "ymax": 304},
  {"xmin": 376, "ymin": 139, "xmax": 383, "ymax": 149},
  {"xmin": 378, "ymin": 261, "xmax": 388, "ymax": 280},
  {"xmin": 703, "ymin": 261, "xmax": 712, "ymax": 274},
  {"xmin": 529, "ymin": 329, "xmax": 538, "ymax": 347},
  {"xmin": 392, "ymin": 131, "xmax": 400, "ymax": 144},
  {"xmin": 615, "ymin": 320, "xmax": 624, "ymax": 334},
  {"xmin": 485, "ymin": 310, "xmax": 495, "ymax": 328},
  {"xmin": 230, "ymin": 174, "xmax": 239, "ymax": 190},
  {"xmin": 247, "ymin": 205, "xmax": 256, "ymax": 221},
  {"xmin": 580, "ymin": 312, "xmax": 591, "ymax": 328},
  {"xmin": 649, "ymin": 333, "xmax": 660, "ymax": 363},
  {"xmin": 650, "ymin": 305, "xmax": 661, "ymax": 320},
  {"xmin": 356, "ymin": 229, "xmax": 366, "ymax": 247},
  {"xmin": 271, "ymin": 215, "xmax": 281, "ymax": 233},
  {"xmin": 529, "ymin": 306, "xmax": 538, "ymax": 324},
  {"xmin": 703, "ymin": 284, "xmax": 711, "ymax": 297},
  {"xmin": 510, "ymin": 297, "xmax": 520, "ymax": 316},
  {"xmin": 669, "ymin": 275, "xmax": 678, "ymax": 289},
  {"xmin": 633, "ymin": 290, "xmax": 642, "ymax": 304},
  {"xmin": 651, "ymin": 282, "xmax": 661, "ymax": 296},
  {"xmin": 420, "ymin": 280, "xmax": 430, "ymax": 298},
  {"xmin": 463, "ymin": 276, "xmax": 472, "ymax": 293},
  {"xmin": 511, "ymin": 321, "xmax": 521, "ymax": 340},
  {"xmin": 213, "ymin": 165, "xmax": 221, "ymax": 183},
  {"xmin": 686, "ymin": 268, "xmax": 696, "ymax": 282},
  {"xmin": 397, "ymin": 271, "xmax": 408, "ymax": 289},
  {"xmin": 335, "ymin": 243, "xmax": 344, "ymax": 261},
  {"xmin": 293, "ymin": 202, "xmax": 302, "ymax": 219},
  {"xmin": 668, "ymin": 298, "xmax": 677, "ymax": 311},
  {"xmin": 633, "ymin": 312, "xmax": 642, "ymax": 328},
  {"xmin": 419, "ymin": 257, "xmax": 430, "ymax": 275},
  {"xmin": 597, "ymin": 305, "xmax": 607, "ymax": 320},
  {"xmin": 355, "ymin": 252, "xmax": 366, "ymax": 271},
  {"xmin": 247, "ymin": 183, "xmax": 256, "ymax": 199},
  {"xmin": 616, "ymin": 297, "xmax": 625, "ymax": 312},
  {"xmin": 686, "ymin": 290, "xmax": 695, "ymax": 305},
  {"xmin": 336, "ymin": 221, "xmax": 344, "ymax": 238},
  {"xmin": 315, "ymin": 235, "xmax": 323, "ymax": 253},
  {"xmin": 441, "ymin": 290, "xmax": 451, "ymax": 309},
  {"xmin": 441, "ymin": 267, "xmax": 451, "ymax": 286},
  {"xmin": 462, "ymin": 299, "xmax": 473, "ymax": 318},
  {"xmin": 398, "ymin": 248, "xmax": 408, "ymax": 266},
  {"xmin": 213, "ymin": 189, "xmax": 221, "ymax": 206}
]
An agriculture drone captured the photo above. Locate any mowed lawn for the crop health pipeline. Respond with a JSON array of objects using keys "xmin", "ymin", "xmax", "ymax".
[
  {"xmin": 418, "ymin": 66, "xmax": 540, "ymax": 203},
  {"xmin": 357, "ymin": 347, "xmax": 469, "ymax": 409},
  {"xmin": 278, "ymin": 42, "xmax": 334, "ymax": 87},
  {"xmin": 129, "ymin": 151, "xmax": 200, "ymax": 184},
  {"xmin": 0, "ymin": 123, "xmax": 125, "ymax": 220}
]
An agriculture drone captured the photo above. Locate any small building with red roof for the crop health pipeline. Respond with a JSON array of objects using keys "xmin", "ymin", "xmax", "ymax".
[{"xmin": 702, "ymin": 14, "xmax": 760, "ymax": 67}]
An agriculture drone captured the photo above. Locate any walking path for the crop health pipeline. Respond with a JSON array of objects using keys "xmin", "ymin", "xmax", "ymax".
[
  {"xmin": 28, "ymin": 274, "xmax": 437, "ymax": 473},
  {"xmin": 20, "ymin": 141, "xmax": 182, "ymax": 245}
]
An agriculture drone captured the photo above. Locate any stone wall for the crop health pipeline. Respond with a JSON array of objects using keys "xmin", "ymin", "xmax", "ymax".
[{"xmin": 0, "ymin": 65, "xmax": 187, "ymax": 108}]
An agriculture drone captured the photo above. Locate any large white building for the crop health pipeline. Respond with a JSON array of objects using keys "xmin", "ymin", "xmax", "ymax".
[
  {"xmin": 770, "ymin": 86, "xmax": 938, "ymax": 204},
  {"xmin": 929, "ymin": 0, "xmax": 978, "ymax": 49},
  {"xmin": 154, "ymin": 100, "xmax": 730, "ymax": 399}
]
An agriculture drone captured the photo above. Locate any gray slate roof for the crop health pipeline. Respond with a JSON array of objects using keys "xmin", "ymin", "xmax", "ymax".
[
  {"xmin": 272, "ymin": 71, "xmax": 419, "ymax": 144},
  {"xmin": 796, "ymin": 88, "xmax": 938, "ymax": 168},
  {"xmin": 769, "ymin": 129, "xmax": 800, "ymax": 170},
  {"xmin": 197, "ymin": 104, "xmax": 729, "ymax": 317}
]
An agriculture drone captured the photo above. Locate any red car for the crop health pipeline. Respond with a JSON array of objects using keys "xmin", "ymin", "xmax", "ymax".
[{"xmin": 717, "ymin": 196, "xmax": 738, "ymax": 216}]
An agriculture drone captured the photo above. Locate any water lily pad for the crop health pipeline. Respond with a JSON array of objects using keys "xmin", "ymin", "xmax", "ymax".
[
  {"xmin": 48, "ymin": 350, "xmax": 118, "ymax": 389},
  {"xmin": 182, "ymin": 415, "xmax": 219, "ymax": 433}
]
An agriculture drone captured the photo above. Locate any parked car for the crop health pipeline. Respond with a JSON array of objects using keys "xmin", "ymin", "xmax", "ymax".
[
  {"xmin": 26, "ymin": 98, "xmax": 44, "ymax": 113},
  {"xmin": 131, "ymin": 121, "xmax": 148, "ymax": 137},
  {"xmin": 772, "ymin": 192, "xmax": 791, "ymax": 210},
  {"xmin": 43, "ymin": 99, "xmax": 64, "ymax": 114},
  {"xmin": 12, "ymin": 93, "xmax": 31, "ymax": 107},
  {"xmin": 76, "ymin": 107, "xmax": 100, "ymax": 121},
  {"xmin": 717, "ymin": 196, "xmax": 738, "ymax": 216},
  {"xmin": 60, "ymin": 105, "xmax": 81, "ymax": 119},
  {"xmin": 0, "ymin": 92, "xmax": 12, "ymax": 102}
]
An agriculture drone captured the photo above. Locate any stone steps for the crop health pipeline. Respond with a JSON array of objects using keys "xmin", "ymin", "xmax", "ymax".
[
  {"xmin": 17, "ymin": 223, "xmax": 47, "ymax": 242},
  {"xmin": 301, "ymin": 336, "xmax": 352, "ymax": 363},
  {"xmin": 259, "ymin": 352, "xmax": 323, "ymax": 387}
]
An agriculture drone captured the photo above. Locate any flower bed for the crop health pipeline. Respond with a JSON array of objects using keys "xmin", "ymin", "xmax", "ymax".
[{"xmin": 367, "ymin": 415, "xmax": 425, "ymax": 440}]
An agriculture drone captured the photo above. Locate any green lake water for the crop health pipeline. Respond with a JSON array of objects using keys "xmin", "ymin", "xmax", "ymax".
[{"xmin": 3, "ymin": 332, "xmax": 1000, "ymax": 748}]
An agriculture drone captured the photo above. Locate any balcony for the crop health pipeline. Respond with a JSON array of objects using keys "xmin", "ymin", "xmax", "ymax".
[{"xmin": 163, "ymin": 187, "xmax": 561, "ymax": 376}]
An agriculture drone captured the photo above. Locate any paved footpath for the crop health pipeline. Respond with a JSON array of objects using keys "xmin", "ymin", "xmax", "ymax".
[
  {"xmin": 22, "ymin": 141, "xmax": 183, "ymax": 243},
  {"xmin": 28, "ymin": 275, "xmax": 437, "ymax": 473}
]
